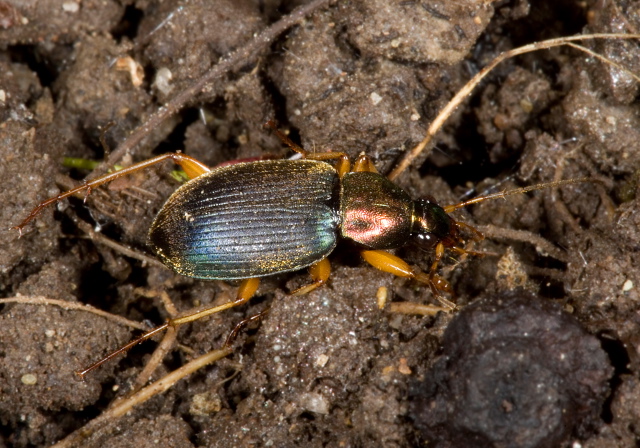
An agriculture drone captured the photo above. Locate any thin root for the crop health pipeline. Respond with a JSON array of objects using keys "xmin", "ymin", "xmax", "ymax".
[
  {"xmin": 51, "ymin": 346, "xmax": 233, "ymax": 448},
  {"xmin": 0, "ymin": 296, "xmax": 148, "ymax": 331},
  {"xmin": 476, "ymin": 225, "xmax": 570, "ymax": 263},
  {"xmin": 389, "ymin": 302, "xmax": 449, "ymax": 316},
  {"xmin": 388, "ymin": 33, "xmax": 640, "ymax": 180}
]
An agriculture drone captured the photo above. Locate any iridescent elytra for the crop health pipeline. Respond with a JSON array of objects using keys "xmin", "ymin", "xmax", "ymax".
[{"xmin": 148, "ymin": 158, "xmax": 454, "ymax": 282}]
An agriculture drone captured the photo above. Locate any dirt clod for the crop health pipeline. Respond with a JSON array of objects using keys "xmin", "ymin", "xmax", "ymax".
[{"xmin": 410, "ymin": 291, "xmax": 613, "ymax": 448}]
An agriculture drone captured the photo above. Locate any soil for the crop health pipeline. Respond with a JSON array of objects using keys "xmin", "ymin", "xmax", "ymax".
[{"xmin": 1, "ymin": 0, "xmax": 640, "ymax": 447}]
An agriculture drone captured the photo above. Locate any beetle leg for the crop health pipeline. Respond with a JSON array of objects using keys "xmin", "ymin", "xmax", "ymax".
[
  {"xmin": 449, "ymin": 245, "xmax": 491, "ymax": 258},
  {"xmin": 224, "ymin": 308, "xmax": 270, "ymax": 347},
  {"xmin": 455, "ymin": 221, "xmax": 485, "ymax": 242},
  {"xmin": 265, "ymin": 120, "xmax": 307, "ymax": 154},
  {"xmin": 170, "ymin": 277, "xmax": 261, "ymax": 326},
  {"xmin": 290, "ymin": 258, "xmax": 331, "ymax": 295},
  {"xmin": 352, "ymin": 153, "xmax": 378, "ymax": 173},
  {"xmin": 76, "ymin": 323, "xmax": 171, "ymax": 379},
  {"xmin": 360, "ymin": 249, "xmax": 456, "ymax": 310},
  {"xmin": 265, "ymin": 121, "xmax": 351, "ymax": 176},
  {"xmin": 305, "ymin": 152, "xmax": 351, "ymax": 178},
  {"xmin": 75, "ymin": 278, "xmax": 261, "ymax": 379},
  {"xmin": 424, "ymin": 242, "xmax": 457, "ymax": 301},
  {"xmin": 429, "ymin": 242, "xmax": 445, "ymax": 279},
  {"xmin": 14, "ymin": 152, "xmax": 211, "ymax": 234}
]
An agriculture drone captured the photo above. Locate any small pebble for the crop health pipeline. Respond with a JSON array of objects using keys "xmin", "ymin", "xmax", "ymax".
[
  {"xmin": 62, "ymin": 1, "xmax": 79, "ymax": 12},
  {"xmin": 21, "ymin": 373, "xmax": 37, "ymax": 385},
  {"xmin": 299, "ymin": 392, "xmax": 329, "ymax": 415},
  {"xmin": 316, "ymin": 354, "xmax": 329, "ymax": 367}
]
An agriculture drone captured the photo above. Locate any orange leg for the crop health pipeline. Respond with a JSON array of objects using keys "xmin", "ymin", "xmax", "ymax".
[
  {"xmin": 456, "ymin": 221, "xmax": 485, "ymax": 242},
  {"xmin": 171, "ymin": 277, "xmax": 260, "ymax": 326},
  {"xmin": 81, "ymin": 257, "xmax": 332, "ymax": 377},
  {"xmin": 265, "ymin": 121, "xmax": 351, "ymax": 177},
  {"xmin": 449, "ymin": 245, "xmax": 490, "ymax": 258},
  {"xmin": 352, "ymin": 153, "xmax": 379, "ymax": 173},
  {"xmin": 360, "ymin": 249, "xmax": 456, "ymax": 310},
  {"xmin": 14, "ymin": 152, "xmax": 211, "ymax": 234},
  {"xmin": 306, "ymin": 152, "xmax": 350, "ymax": 178},
  {"xmin": 224, "ymin": 308, "xmax": 270, "ymax": 347},
  {"xmin": 428, "ymin": 242, "xmax": 445, "ymax": 278},
  {"xmin": 76, "ymin": 277, "xmax": 261, "ymax": 378},
  {"xmin": 291, "ymin": 258, "xmax": 331, "ymax": 295}
]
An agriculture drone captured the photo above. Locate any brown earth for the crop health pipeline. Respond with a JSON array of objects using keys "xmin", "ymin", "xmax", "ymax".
[{"xmin": 1, "ymin": 0, "xmax": 640, "ymax": 447}]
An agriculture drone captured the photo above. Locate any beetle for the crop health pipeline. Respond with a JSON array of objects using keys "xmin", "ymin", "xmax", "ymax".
[
  {"xmin": 15, "ymin": 129, "xmax": 462, "ymax": 309},
  {"xmin": 148, "ymin": 154, "xmax": 458, "ymax": 298},
  {"xmin": 14, "ymin": 124, "xmax": 588, "ymax": 375}
]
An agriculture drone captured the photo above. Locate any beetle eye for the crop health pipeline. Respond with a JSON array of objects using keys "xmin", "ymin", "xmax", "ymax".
[
  {"xmin": 415, "ymin": 233, "xmax": 437, "ymax": 251},
  {"xmin": 419, "ymin": 195, "xmax": 438, "ymax": 204}
]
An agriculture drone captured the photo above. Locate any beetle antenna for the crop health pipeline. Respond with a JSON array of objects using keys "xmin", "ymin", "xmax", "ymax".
[{"xmin": 443, "ymin": 177, "xmax": 598, "ymax": 214}]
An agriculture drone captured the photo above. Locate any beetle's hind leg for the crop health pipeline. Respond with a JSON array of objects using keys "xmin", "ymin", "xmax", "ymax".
[
  {"xmin": 360, "ymin": 249, "xmax": 456, "ymax": 310},
  {"xmin": 75, "ymin": 277, "xmax": 261, "ymax": 378},
  {"xmin": 170, "ymin": 278, "xmax": 261, "ymax": 326},
  {"xmin": 14, "ymin": 152, "xmax": 211, "ymax": 234},
  {"xmin": 225, "ymin": 308, "xmax": 270, "ymax": 347}
]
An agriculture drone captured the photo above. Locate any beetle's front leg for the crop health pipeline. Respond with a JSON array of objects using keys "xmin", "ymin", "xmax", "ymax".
[{"xmin": 360, "ymin": 249, "xmax": 456, "ymax": 310}]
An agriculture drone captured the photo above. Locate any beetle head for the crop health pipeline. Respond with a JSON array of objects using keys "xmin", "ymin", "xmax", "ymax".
[{"xmin": 412, "ymin": 199, "xmax": 458, "ymax": 251}]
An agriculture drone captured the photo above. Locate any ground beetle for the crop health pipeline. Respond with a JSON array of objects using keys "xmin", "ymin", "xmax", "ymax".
[{"xmin": 14, "ymin": 124, "xmax": 587, "ymax": 375}]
